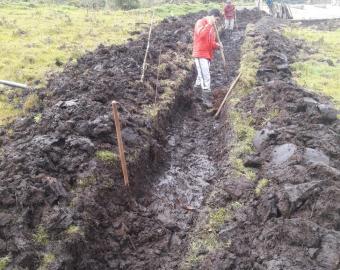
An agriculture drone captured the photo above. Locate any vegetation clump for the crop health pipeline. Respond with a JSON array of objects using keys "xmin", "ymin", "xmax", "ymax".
[
  {"xmin": 33, "ymin": 225, "xmax": 49, "ymax": 245},
  {"xmin": 95, "ymin": 150, "xmax": 118, "ymax": 164},
  {"xmin": 23, "ymin": 93, "xmax": 40, "ymax": 112},
  {"xmin": 284, "ymin": 26, "xmax": 340, "ymax": 108},
  {"xmin": 255, "ymin": 178, "xmax": 270, "ymax": 196},
  {"xmin": 0, "ymin": 256, "xmax": 10, "ymax": 270},
  {"xmin": 38, "ymin": 253, "xmax": 55, "ymax": 270}
]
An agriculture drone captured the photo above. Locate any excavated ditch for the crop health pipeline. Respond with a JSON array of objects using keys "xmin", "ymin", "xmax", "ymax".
[
  {"xmin": 0, "ymin": 9, "xmax": 262, "ymax": 270},
  {"xmin": 2, "ymin": 8, "xmax": 338, "ymax": 270},
  {"xmin": 188, "ymin": 17, "xmax": 340, "ymax": 270}
]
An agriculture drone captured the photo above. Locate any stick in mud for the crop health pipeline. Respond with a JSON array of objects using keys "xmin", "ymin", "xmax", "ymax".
[
  {"xmin": 155, "ymin": 49, "xmax": 162, "ymax": 103},
  {"xmin": 213, "ymin": 21, "xmax": 227, "ymax": 70},
  {"xmin": 111, "ymin": 101, "xmax": 129, "ymax": 187},
  {"xmin": 214, "ymin": 72, "xmax": 242, "ymax": 118},
  {"xmin": 140, "ymin": 10, "xmax": 155, "ymax": 83}
]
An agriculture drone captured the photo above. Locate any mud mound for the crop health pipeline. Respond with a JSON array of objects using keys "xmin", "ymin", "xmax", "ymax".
[
  {"xmin": 192, "ymin": 17, "xmax": 340, "ymax": 270},
  {"xmin": 0, "ymin": 12, "xmax": 203, "ymax": 270},
  {"xmin": 0, "ymin": 8, "xmax": 264, "ymax": 270}
]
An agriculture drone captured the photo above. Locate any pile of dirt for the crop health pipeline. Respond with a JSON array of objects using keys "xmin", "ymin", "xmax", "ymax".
[
  {"xmin": 191, "ymin": 17, "xmax": 340, "ymax": 270},
  {"xmin": 0, "ymin": 11, "xmax": 202, "ymax": 270},
  {"xmin": 0, "ymin": 8, "xmax": 263, "ymax": 270}
]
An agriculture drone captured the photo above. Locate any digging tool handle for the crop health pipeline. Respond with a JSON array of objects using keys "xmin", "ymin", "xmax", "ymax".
[
  {"xmin": 111, "ymin": 101, "xmax": 130, "ymax": 187},
  {"xmin": 214, "ymin": 72, "xmax": 241, "ymax": 118},
  {"xmin": 0, "ymin": 80, "xmax": 28, "ymax": 89},
  {"xmin": 213, "ymin": 22, "xmax": 227, "ymax": 70}
]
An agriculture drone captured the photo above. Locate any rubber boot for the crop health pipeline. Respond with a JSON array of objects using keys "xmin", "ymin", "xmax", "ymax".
[{"xmin": 202, "ymin": 90, "xmax": 213, "ymax": 109}]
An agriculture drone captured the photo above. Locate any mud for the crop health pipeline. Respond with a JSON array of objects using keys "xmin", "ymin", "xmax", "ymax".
[
  {"xmin": 1, "ymin": 7, "xmax": 339, "ymax": 270},
  {"xmin": 0, "ymin": 9, "xmax": 262, "ymax": 270},
  {"xmin": 190, "ymin": 17, "xmax": 340, "ymax": 270}
]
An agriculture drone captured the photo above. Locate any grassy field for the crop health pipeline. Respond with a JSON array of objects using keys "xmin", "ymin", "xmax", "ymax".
[
  {"xmin": 0, "ymin": 2, "xmax": 221, "ymax": 125},
  {"xmin": 285, "ymin": 26, "xmax": 340, "ymax": 108}
]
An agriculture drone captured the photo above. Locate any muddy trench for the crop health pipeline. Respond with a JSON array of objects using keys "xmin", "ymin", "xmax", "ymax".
[
  {"xmin": 0, "ymin": 9, "xmax": 263, "ymax": 270},
  {"xmin": 83, "ymin": 14, "xmax": 254, "ymax": 270}
]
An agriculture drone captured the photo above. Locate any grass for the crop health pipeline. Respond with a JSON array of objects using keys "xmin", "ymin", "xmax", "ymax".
[
  {"xmin": 38, "ymin": 253, "xmax": 55, "ymax": 270},
  {"xmin": 228, "ymin": 24, "xmax": 263, "ymax": 181},
  {"xmin": 33, "ymin": 225, "xmax": 49, "ymax": 245},
  {"xmin": 0, "ymin": 94, "xmax": 21, "ymax": 125},
  {"xmin": 66, "ymin": 225, "xmax": 83, "ymax": 235},
  {"xmin": 181, "ymin": 202, "xmax": 243, "ymax": 269},
  {"xmin": 284, "ymin": 26, "xmax": 340, "ymax": 108},
  {"xmin": 0, "ymin": 256, "xmax": 10, "ymax": 270},
  {"xmin": 255, "ymin": 178, "xmax": 269, "ymax": 196},
  {"xmin": 95, "ymin": 150, "xmax": 118, "ymax": 164},
  {"xmin": 0, "ymin": 2, "xmax": 220, "ymax": 126}
]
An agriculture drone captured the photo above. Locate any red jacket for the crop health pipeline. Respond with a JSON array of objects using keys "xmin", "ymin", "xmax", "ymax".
[
  {"xmin": 224, "ymin": 4, "xmax": 236, "ymax": 19},
  {"xmin": 192, "ymin": 17, "xmax": 219, "ymax": 60}
]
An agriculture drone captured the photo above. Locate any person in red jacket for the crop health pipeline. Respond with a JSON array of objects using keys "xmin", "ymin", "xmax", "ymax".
[
  {"xmin": 224, "ymin": 0, "xmax": 236, "ymax": 36},
  {"xmin": 192, "ymin": 9, "xmax": 222, "ymax": 100}
]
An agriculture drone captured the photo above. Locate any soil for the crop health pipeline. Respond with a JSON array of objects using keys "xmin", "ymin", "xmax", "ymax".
[
  {"xmin": 189, "ymin": 17, "xmax": 340, "ymax": 270},
  {"xmin": 0, "ymin": 7, "xmax": 339, "ymax": 270}
]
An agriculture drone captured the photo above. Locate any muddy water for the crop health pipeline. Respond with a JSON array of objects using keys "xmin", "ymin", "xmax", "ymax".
[{"xmin": 149, "ymin": 104, "xmax": 218, "ymax": 233}]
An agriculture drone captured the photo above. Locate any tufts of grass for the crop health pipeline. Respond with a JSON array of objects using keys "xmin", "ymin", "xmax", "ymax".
[
  {"xmin": 34, "ymin": 113, "xmax": 42, "ymax": 123},
  {"xmin": 33, "ymin": 225, "xmax": 49, "ymax": 245},
  {"xmin": 0, "ymin": 94, "xmax": 21, "ymax": 125},
  {"xmin": 23, "ymin": 93, "xmax": 40, "ymax": 112},
  {"xmin": 181, "ymin": 203, "xmax": 241, "ymax": 268},
  {"xmin": 209, "ymin": 208, "xmax": 231, "ymax": 230},
  {"xmin": 95, "ymin": 150, "xmax": 118, "ymax": 164},
  {"xmin": 66, "ymin": 225, "xmax": 83, "ymax": 235},
  {"xmin": 38, "ymin": 253, "xmax": 55, "ymax": 270},
  {"xmin": 284, "ymin": 26, "xmax": 340, "ymax": 108},
  {"xmin": 227, "ymin": 24, "xmax": 263, "ymax": 181},
  {"xmin": 77, "ymin": 175, "xmax": 96, "ymax": 188},
  {"xmin": 0, "ymin": 256, "xmax": 10, "ymax": 270},
  {"xmin": 229, "ymin": 111, "xmax": 256, "ymax": 181},
  {"xmin": 255, "ymin": 178, "xmax": 269, "ymax": 196}
]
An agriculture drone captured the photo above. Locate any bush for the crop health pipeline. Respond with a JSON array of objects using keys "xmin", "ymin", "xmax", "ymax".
[{"xmin": 114, "ymin": 0, "xmax": 140, "ymax": 10}]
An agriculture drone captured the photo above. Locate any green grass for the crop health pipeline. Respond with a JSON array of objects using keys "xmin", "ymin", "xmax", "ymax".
[
  {"xmin": 33, "ymin": 225, "xmax": 49, "ymax": 245},
  {"xmin": 95, "ymin": 150, "xmax": 118, "ymax": 164},
  {"xmin": 66, "ymin": 225, "xmax": 83, "ymax": 235},
  {"xmin": 0, "ymin": 2, "xmax": 220, "ymax": 126},
  {"xmin": 0, "ymin": 256, "xmax": 10, "ymax": 270},
  {"xmin": 284, "ymin": 27, "xmax": 340, "ymax": 108},
  {"xmin": 38, "ymin": 253, "xmax": 55, "ymax": 270},
  {"xmin": 228, "ymin": 24, "xmax": 263, "ymax": 181},
  {"xmin": 255, "ymin": 178, "xmax": 269, "ymax": 196}
]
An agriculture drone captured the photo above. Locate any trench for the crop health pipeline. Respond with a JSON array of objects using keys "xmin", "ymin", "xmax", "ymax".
[{"xmin": 127, "ymin": 25, "xmax": 246, "ymax": 269}]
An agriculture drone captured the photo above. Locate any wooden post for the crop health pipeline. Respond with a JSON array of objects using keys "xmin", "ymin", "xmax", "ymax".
[
  {"xmin": 213, "ymin": 21, "xmax": 227, "ymax": 70},
  {"xmin": 155, "ymin": 49, "xmax": 162, "ymax": 104},
  {"xmin": 140, "ymin": 10, "xmax": 155, "ymax": 82},
  {"xmin": 214, "ymin": 72, "xmax": 242, "ymax": 118},
  {"xmin": 111, "ymin": 101, "xmax": 129, "ymax": 187}
]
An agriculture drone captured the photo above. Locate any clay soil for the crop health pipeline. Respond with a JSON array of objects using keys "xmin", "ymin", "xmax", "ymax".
[{"xmin": 0, "ymin": 8, "xmax": 339, "ymax": 270}]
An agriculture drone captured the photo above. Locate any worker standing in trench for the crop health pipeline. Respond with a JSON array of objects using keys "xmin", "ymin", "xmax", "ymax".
[
  {"xmin": 224, "ymin": 0, "xmax": 236, "ymax": 39},
  {"xmin": 192, "ymin": 9, "xmax": 223, "ymax": 109}
]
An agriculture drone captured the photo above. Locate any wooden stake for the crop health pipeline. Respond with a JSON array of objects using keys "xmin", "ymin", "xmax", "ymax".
[
  {"xmin": 213, "ymin": 21, "xmax": 227, "ymax": 70},
  {"xmin": 214, "ymin": 72, "xmax": 242, "ymax": 119},
  {"xmin": 140, "ymin": 10, "xmax": 155, "ymax": 82},
  {"xmin": 155, "ymin": 49, "xmax": 162, "ymax": 104},
  {"xmin": 111, "ymin": 101, "xmax": 129, "ymax": 187}
]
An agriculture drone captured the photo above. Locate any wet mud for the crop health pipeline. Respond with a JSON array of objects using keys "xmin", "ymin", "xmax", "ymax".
[
  {"xmin": 190, "ymin": 17, "xmax": 340, "ymax": 270},
  {"xmin": 1, "ymin": 7, "xmax": 339, "ymax": 270}
]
